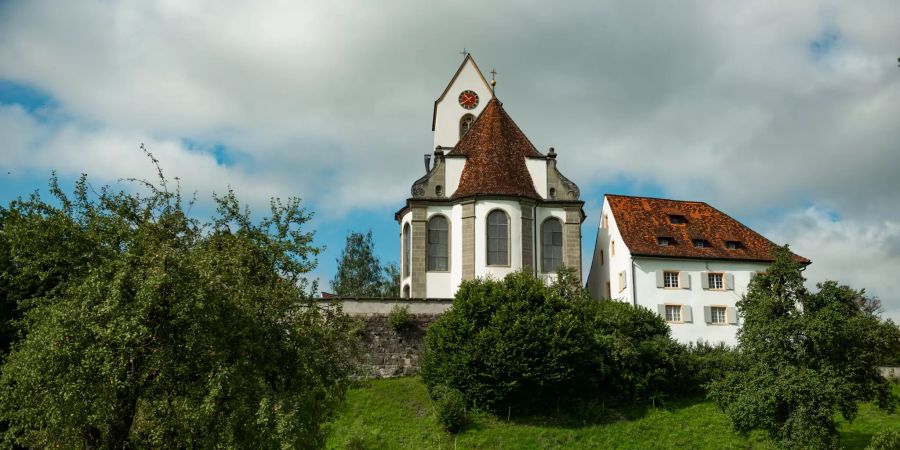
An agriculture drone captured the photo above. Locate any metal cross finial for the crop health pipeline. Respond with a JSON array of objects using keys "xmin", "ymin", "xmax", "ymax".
[
  {"xmin": 490, "ymin": 68, "xmax": 497, "ymax": 93},
  {"xmin": 460, "ymin": 48, "xmax": 469, "ymax": 57}
]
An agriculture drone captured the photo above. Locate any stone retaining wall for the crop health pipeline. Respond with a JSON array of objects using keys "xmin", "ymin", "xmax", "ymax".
[{"xmin": 357, "ymin": 313, "xmax": 441, "ymax": 378}]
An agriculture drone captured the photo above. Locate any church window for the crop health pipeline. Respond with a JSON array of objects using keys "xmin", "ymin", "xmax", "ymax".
[
  {"xmin": 403, "ymin": 223, "xmax": 411, "ymax": 277},
  {"xmin": 427, "ymin": 216, "xmax": 449, "ymax": 271},
  {"xmin": 435, "ymin": 185, "xmax": 443, "ymax": 197},
  {"xmin": 403, "ymin": 285, "xmax": 410, "ymax": 299},
  {"xmin": 486, "ymin": 210, "xmax": 509, "ymax": 266},
  {"xmin": 541, "ymin": 218, "xmax": 563, "ymax": 273},
  {"xmin": 549, "ymin": 187, "xmax": 556, "ymax": 199},
  {"xmin": 460, "ymin": 114, "xmax": 476, "ymax": 139}
]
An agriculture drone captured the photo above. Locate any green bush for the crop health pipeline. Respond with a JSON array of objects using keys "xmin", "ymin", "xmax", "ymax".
[
  {"xmin": 867, "ymin": 430, "xmax": 900, "ymax": 450},
  {"xmin": 675, "ymin": 341, "xmax": 740, "ymax": 394},
  {"xmin": 431, "ymin": 385, "xmax": 466, "ymax": 433},
  {"xmin": 421, "ymin": 270, "xmax": 686, "ymax": 411},
  {"xmin": 388, "ymin": 304, "xmax": 413, "ymax": 332},
  {"xmin": 421, "ymin": 272, "xmax": 598, "ymax": 410}
]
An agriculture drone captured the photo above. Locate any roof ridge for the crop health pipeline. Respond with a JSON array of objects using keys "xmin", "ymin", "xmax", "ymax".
[{"xmin": 605, "ymin": 193, "xmax": 709, "ymax": 205}]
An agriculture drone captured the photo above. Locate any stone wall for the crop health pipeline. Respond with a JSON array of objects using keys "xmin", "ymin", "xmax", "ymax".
[{"xmin": 357, "ymin": 313, "xmax": 441, "ymax": 378}]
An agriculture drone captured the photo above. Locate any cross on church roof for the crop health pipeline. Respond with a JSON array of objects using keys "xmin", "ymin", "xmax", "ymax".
[
  {"xmin": 490, "ymin": 68, "xmax": 497, "ymax": 93},
  {"xmin": 460, "ymin": 48, "xmax": 469, "ymax": 57}
]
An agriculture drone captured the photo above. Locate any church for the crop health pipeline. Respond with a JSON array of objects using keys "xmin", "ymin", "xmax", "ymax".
[
  {"xmin": 395, "ymin": 54, "xmax": 585, "ymax": 299},
  {"xmin": 395, "ymin": 54, "xmax": 808, "ymax": 346}
]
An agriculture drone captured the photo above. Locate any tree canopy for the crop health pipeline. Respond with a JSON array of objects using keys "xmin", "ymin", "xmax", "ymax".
[
  {"xmin": 709, "ymin": 246, "xmax": 898, "ymax": 449},
  {"xmin": 0, "ymin": 167, "xmax": 359, "ymax": 448},
  {"xmin": 330, "ymin": 229, "xmax": 398, "ymax": 297}
]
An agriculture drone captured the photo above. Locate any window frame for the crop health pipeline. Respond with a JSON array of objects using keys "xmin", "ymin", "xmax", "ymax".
[
  {"xmin": 426, "ymin": 214, "xmax": 450, "ymax": 272},
  {"xmin": 692, "ymin": 239, "xmax": 710, "ymax": 248},
  {"xmin": 459, "ymin": 113, "xmax": 476, "ymax": 139},
  {"xmin": 663, "ymin": 271, "xmax": 680, "ymax": 288},
  {"xmin": 486, "ymin": 209, "xmax": 510, "ymax": 267},
  {"xmin": 710, "ymin": 305, "xmax": 727, "ymax": 325},
  {"xmin": 541, "ymin": 217, "xmax": 564, "ymax": 273},
  {"xmin": 708, "ymin": 272, "xmax": 725, "ymax": 290},
  {"xmin": 665, "ymin": 304, "xmax": 684, "ymax": 323},
  {"xmin": 402, "ymin": 223, "xmax": 411, "ymax": 278}
]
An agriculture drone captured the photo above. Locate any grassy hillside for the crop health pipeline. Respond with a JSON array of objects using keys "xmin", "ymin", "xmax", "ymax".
[{"xmin": 325, "ymin": 377, "xmax": 900, "ymax": 450}]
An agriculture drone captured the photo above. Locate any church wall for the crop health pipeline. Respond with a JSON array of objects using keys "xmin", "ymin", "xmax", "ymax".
[
  {"xmin": 474, "ymin": 200, "xmax": 524, "ymax": 279},
  {"xmin": 525, "ymin": 158, "xmax": 548, "ymax": 199},
  {"xmin": 433, "ymin": 59, "xmax": 493, "ymax": 150},
  {"xmin": 445, "ymin": 157, "xmax": 465, "ymax": 196}
]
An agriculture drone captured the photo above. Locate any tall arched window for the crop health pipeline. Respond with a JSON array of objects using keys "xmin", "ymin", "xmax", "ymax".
[
  {"xmin": 403, "ymin": 223, "xmax": 411, "ymax": 277},
  {"xmin": 403, "ymin": 285, "xmax": 410, "ymax": 299},
  {"xmin": 427, "ymin": 216, "xmax": 449, "ymax": 271},
  {"xmin": 541, "ymin": 218, "xmax": 563, "ymax": 273},
  {"xmin": 460, "ymin": 114, "xmax": 476, "ymax": 139},
  {"xmin": 486, "ymin": 210, "xmax": 509, "ymax": 266}
]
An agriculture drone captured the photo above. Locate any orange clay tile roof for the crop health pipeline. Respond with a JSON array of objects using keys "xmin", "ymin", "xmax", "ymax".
[
  {"xmin": 449, "ymin": 98, "xmax": 543, "ymax": 200},
  {"xmin": 607, "ymin": 195, "xmax": 810, "ymax": 264}
]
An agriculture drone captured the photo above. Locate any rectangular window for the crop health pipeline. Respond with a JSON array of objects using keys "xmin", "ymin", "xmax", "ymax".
[
  {"xmin": 668, "ymin": 214, "xmax": 686, "ymax": 224},
  {"xmin": 665, "ymin": 305, "xmax": 682, "ymax": 323},
  {"xmin": 663, "ymin": 271, "xmax": 679, "ymax": 288},
  {"xmin": 692, "ymin": 239, "xmax": 709, "ymax": 248},
  {"xmin": 725, "ymin": 241, "xmax": 742, "ymax": 250},
  {"xmin": 657, "ymin": 237, "xmax": 674, "ymax": 246},
  {"xmin": 711, "ymin": 306, "xmax": 726, "ymax": 324},
  {"xmin": 708, "ymin": 273, "xmax": 724, "ymax": 290}
]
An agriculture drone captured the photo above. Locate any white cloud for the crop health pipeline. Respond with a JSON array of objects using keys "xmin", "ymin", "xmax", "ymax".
[{"xmin": 766, "ymin": 207, "xmax": 900, "ymax": 323}]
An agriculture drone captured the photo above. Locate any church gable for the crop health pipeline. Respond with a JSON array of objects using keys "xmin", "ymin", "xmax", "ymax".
[{"xmin": 432, "ymin": 54, "xmax": 494, "ymax": 150}]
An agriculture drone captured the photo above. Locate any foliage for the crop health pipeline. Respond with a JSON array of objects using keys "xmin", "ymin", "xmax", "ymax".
[
  {"xmin": 421, "ymin": 271, "xmax": 598, "ymax": 410},
  {"xmin": 0, "ymin": 165, "xmax": 359, "ymax": 448},
  {"xmin": 675, "ymin": 341, "xmax": 740, "ymax": 394},
  {"xmin": 331, "ymin": 230, "xmax": 399, "ymax": 298},
  {"xmin": 709, "ymin": 246, "xmax": 898, "ymax": 450},
  {"xmin": 0, "ymin": 205, "xmax": 19, "ymax": 357},
  {"xmin": 326, "ymin": 377, "xmax": 900, "ymax": 450},
  {"xmin": 388, "ymin": 304, "xmax": 413, "ymax": 332},
  {"xmin": 431, "ymin": 385, "xmax": 466, "ymax": 433},
  {"xmin": 866, "ymin": 429, "xmax": 900, "ymax": 450}
]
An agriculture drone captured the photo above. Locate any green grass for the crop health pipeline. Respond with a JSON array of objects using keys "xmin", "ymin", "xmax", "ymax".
[{"xmin": 326, "ymin": 377, "xmax": 900, "ymax": 450}]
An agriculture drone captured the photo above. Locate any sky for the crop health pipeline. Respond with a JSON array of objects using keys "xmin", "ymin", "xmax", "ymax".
[{"xmin": 1, "ymin": 1, "xmax": 899, "ymax": 320}]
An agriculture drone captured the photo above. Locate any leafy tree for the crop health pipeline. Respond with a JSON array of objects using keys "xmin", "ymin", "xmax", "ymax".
[
  {"xmin": 0, "ymin": 167, "xmax": 359, "ymax": 448},
  {"xmin": 0, "ymin": 205, "xmax": 17, "ymax": 357},
  {"xmin": 709, "ymin": 246, "xmax": 898, "ymax": 449},
  {"xmin": 331, "ymin": 230, "xmax": 398, "ymax": 297}
]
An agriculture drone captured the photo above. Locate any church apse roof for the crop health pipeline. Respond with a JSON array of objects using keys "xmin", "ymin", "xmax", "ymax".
[{"xmin": 449, "ymin": 98, "xmax": 544, "ymax": 200}]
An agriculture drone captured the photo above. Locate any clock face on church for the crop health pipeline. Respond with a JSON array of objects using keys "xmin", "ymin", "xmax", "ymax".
[{"xmin": 458, "ymin": 90, "xmax": 479, "ymax": 110}]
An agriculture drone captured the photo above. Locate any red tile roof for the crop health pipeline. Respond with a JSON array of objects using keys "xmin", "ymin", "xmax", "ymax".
[
  {"xmin": 607, "ymin": 195, "xmax": 810, "ymax": 264},
  {"xmin": 449, "ymin": 98, "xmax": 543, "ymax": 200}
]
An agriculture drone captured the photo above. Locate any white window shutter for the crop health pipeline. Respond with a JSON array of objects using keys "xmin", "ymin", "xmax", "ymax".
[
  {"xmin": 683, "ymin": 305, "xmax": 693, "ymax": 323},
  {"xmin": 680, "ymin": 272, "xmax": 691, "ymax": 289},
  {"xmin": 726, "ymin": 307, "xmax": 738, "ymax": 324},
  {"xmin": 704, "ymin": 306, "xmax": 712, "ymax": 323},
  {"xmin": 657, "ymin": 304, "xmax": 666, "ymax": 317},
  {"xmin": 701, "ymin": 272, "xmax": 709, "ymax": 289},
  {"xmin": 656, "ymin": 270, "xmax": 664, "ymax": 288},
  {"xmin": 725, "ymin": 273, "xmax": 735, "ymax": 290}
]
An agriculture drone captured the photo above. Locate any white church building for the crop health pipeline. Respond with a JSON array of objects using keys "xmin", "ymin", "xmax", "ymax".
[
  {"xmin": 395, "ymin": 54, "xmax": 584, "ymax": 299},
  {"xmin": 396, "ymin": 54, "xmax": 808, "ymax": 346}
]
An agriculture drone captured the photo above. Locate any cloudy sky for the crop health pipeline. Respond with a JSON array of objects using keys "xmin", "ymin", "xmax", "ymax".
[{"xmin": 1, "ymin": 0, "xmax": 898, "ymax": 319}]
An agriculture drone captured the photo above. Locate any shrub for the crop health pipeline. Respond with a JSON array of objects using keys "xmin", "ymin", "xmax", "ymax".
[
  {"xmin": 867, "ymin": 430, "xmax": 900, "ymax": 450},
  {"xmin": 431, "ymin": 385, "xmax": 466, "ymax": 433},
  {"xmin": 388, "ymin": 304, "xmax": 413, "ymax": 332},
  {"xmin": 675, "ymin": 341, "xmax": 740, "ymax": 394},
  {"xmin": 576, "ymin": 299, "xmax": 686, "ymax": 402},
  {"xmin": 421, "ymin": 272, "xmax": 597, "ymax": 411}
]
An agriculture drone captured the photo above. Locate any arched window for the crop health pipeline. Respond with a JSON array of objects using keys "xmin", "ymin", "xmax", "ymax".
[
  {"xmin": 403, "ymin": 223, "xmax": 411, "ymax": 277},
  {"xmin": 541, "ymin": 218, "xmax": 563, "ymax": 273},
  {"xmin": 486, "ymin": 210, "xmax": 509, "ymax": 266},
  {"xmin": 403, "ymin": 285, "xmax": 410, "ymax": 299},
  {"xmin": 460, "ymin": 114, "xmax": 476, "ymax": 139},
  {"xmin": 427, "ymin": 216, "xmax": 449, "ymax": 271}
]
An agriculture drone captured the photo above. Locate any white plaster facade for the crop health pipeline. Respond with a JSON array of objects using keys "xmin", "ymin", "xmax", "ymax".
[
  {"xmin": 586, "ymin": 196, "xmax": 773, "ymax": 346},
  {"xmin": 432, "ymin": 56, "xmax": 494, "ymax": 150}
]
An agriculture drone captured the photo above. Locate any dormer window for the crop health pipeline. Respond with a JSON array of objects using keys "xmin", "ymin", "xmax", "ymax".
[
  {"xmin": 668, "ymin": 214, "xmax": 687, "ymax": 224},
  {"xmin": 725, "ymin": 241, "xmax": 742, "ymax": 250},
  {"xmin": 657, "ymin": 237, "xmax": 675, "ymax": 246},
  {"xmin": 692, "ymin": 239, "xmax": 710, "ymax": 248}
]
